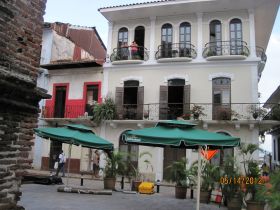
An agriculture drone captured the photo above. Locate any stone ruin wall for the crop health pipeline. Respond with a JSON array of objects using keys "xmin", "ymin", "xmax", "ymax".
[{"xmin": 0, "ymin": 0, "xmax": 48, "ymax": 209}]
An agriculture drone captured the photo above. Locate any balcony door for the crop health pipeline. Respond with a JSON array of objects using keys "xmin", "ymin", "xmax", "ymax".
[
  {"xmin": 134, "ymin": 26, "xmax": 145, "ymax": 59},
  {"xmin": 230, "ymin": 18, "xmax": 242, "ymax": 55},
  {"xmin": 54, "ymin": 86, "xmax": 66, "ymax": 118},
  {"xmin": 209, "ymin": 20, "xmax": 222, "ymax": 55},
  {"xmin": 159, "ymin": 80, "xmax": 190, "ymax": 120},
  {"xmin": 161, "ymin": 23, "xmax": 173, "ymax": 58},
  {"xmin": 49, "ymin": 140, "xmax": 62, "ymax": 169},
  {"xmin": 212, "ymin": 78, "xmax": 231, "ymax": 120},
  {"xmin": 115, "ymin": 80, "xmax": 144, "ymax": 120},
  {"xmin": 85, "ymin": 85, "xmax": 99, "ymax": 116}
]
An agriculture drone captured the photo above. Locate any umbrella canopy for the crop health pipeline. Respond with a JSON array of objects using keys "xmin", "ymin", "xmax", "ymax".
[
  {"xmin": 123, "ymin": 120, "xmax": 240, "ymax": 210},
  {"xmin": 34, "ymin": 124, "xmax": 113, "ymax": 150},
  {"xmin": 124, "ymin": 120, "xmax": 240, "ymax": 148}
]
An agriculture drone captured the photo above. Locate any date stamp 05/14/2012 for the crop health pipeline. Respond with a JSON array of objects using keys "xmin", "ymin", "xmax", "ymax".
[{"xmin": 220, "ymin": 176, "xmax": 265, "ymax": 185}]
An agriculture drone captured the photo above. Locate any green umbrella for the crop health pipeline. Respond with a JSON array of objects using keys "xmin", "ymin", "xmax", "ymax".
[
  {"xmin": 123, "ymin": 120, "xmax": 240, "ymax": 210},
  {"xmin": 34, "ymin": 124, "xmax": 113, "ymax": 185}
]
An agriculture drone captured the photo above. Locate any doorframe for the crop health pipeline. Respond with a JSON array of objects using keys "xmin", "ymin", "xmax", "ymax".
[
  {"xmin": 83, "ymin": 81, "xmax": 102, "ymax": 105},
  {"xmin": 52, "ymin": 83, "xmax": 69, "ymax": 117}
]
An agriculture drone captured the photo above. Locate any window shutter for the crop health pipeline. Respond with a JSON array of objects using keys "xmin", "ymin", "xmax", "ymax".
[
  {"xmin": 137, "ymin": 86, "xmax": 144, "ymax": 120},
  {"xmin": 115, "ymin": 87, "xmax": 124, "ymax": 118},
  {"xmin": 183, "ymin": 85, "xmax": 191, "ymax": 116},
  {"xmin": 159, "ymin": 86, "xmax": 168, "ymax": 120}
]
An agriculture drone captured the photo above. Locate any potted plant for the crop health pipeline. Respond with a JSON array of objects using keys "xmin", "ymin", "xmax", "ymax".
[
  {"xmin": 166, "ymin": 157, "xmax": 191, "ymax": 199},
  {"xmin": 129, "ymin": 151, "xmax": 153, "ymax": 192},
  {"xmin": 92, "ymin": 97, "xmax": 117, "ymax": 125},
  {"xmin": 239, "ymin": 143, "xmax": 265, "ymax": 210},
  {"xmin": 248, "ymin": 105, "xmax": 268, "ymax": 120},
  {"xmin": 221, "ymin": 156, "xmax": 243, "ymax": 210},
  {"xmin": 103, "ymin": 151, "xmax": 125, "ymax": 190},
  {"xmin": 200, "ymin": 161, "xmax": 220, "ymax": 203},
  {"xmin": 191, "ymin": 105, "xmax": 206, "ymax": 120}
]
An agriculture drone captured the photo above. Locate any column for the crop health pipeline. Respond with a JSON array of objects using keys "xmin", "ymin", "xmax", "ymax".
[
  {"xmin": 149, "ymin": 16, "xmax": 156, "ymax": 62},
  {"xmin": 248, "ymin": 9, "xmax": 257, "ymax": 58},
  {"xmin": 106, "ymin": 21, "xmax": 114, "ymax": 63},
  {"xmin": 196, "ymin": 12, "xmax": 203, "ymax": 60}
]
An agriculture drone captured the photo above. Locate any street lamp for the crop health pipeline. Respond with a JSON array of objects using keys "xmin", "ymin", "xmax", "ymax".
[{"xmin": 259, "ymin": 131, "xmax": 265, "ymax": 143}]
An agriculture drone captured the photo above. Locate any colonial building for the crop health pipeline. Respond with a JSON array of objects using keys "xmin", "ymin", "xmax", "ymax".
[
  {"xmin": 35, "ymin": 0, "xmax": 280, "ymax": 182},
  {"xmin": 0, "ymin": 0, "xmax": 48, "ymax": 209},
  {"xmin": 97, "ymin": 0, "xmax": 280, "ymax": 180},
  {"xmin": 34, "ymin": 22, "xmax": 106, "ymax": 172}
]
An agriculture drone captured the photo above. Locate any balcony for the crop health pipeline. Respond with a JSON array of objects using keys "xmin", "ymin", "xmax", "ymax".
[
  {"xmin": 202, "ymin": 41, "xmax": 250, "ymax": 61},
  {"xmin": 155, "ymin": 43, "xmax": 197, "ymax": 63},
  {"xmin": 110, "ymin": 46, "xmax": 149, "ymax": 65},
  {"xmin": 117, "ymin": 103, "xmax": 279, "ymax": 122},
  {"xmin": 41, "ymin": 105, "xmax": 87, "ymax": 119}
]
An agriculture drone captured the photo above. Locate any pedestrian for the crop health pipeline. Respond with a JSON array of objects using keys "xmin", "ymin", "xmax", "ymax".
[
  {"xmin": 92, "ymin": 150, "xmax": 100, "ymax": 178},
  {"xmin": 56, "ymin": 150, "xmax": 66, "ymax": 177}
]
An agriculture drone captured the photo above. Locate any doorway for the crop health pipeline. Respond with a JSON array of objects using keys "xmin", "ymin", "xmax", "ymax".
[
  {"xmin": 123, "ymin": 80, "xmax": 139, "ymax": 119},
  {"xmin": 134, "ymin": 26, "xmax": 145, "ymax": 59},
  {"xmin": 85, "ymin": 85, "xmax": 99, "ymax": 116},
  {"xmin": 168, "ymin": 79, "xmax": 185, "ymax": 119},
  {"xmin": 54, "ymin": 86, "xmax": 66, "ymax": 118},
  {"xmin": 163, "ymin": 147, "xmax": 186, "ymax": 180}
]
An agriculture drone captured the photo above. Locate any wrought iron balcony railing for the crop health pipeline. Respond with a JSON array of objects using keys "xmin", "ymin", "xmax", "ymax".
[
  {"xmin": 155, "ymin": 43, "xmax": 197, "ymax": 60},
  {"xmin": 117, "ymin": 103, "xmax": 278, "ymax": 121},
  {"xmin": 110, "ymin": 46, "xmax": 149, "ymax": 62},
  {"xmin": 202, "ymin": 40, "xmax": 250, "ymax": 58},
  {"xmin": 41, "ymin": 105, "xmax": 88, "ymax": 119}
]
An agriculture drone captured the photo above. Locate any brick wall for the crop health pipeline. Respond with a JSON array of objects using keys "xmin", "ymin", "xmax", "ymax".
[{"xmin": 0, "ymin": 0, "xmax": 49, "ymax": 209}]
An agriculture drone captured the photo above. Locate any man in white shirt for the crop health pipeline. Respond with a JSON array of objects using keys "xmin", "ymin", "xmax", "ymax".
[{"xmin": 56, "ymin": 150, "xmax": 66, "ymax": 177}]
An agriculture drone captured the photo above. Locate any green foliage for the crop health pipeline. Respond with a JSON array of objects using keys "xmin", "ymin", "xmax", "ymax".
[
  {"xmin": 104, "ymin": 152, "xmax": 126, "ymax": 178},
  {"xmin": 166, "ymin": 158, "xmax": 193, "ymax": 187},
  {"xmin": 261, "ymin": 169, "xmax": 280, "ymax": 210},
  {"xmin": 129, "ymin": 151, "xmax": 153, "ymax": 181},
  {"xmin": 221, "ymin": 156, "xmax": 242, "ymax": 202},
  {"xmin": 239, "ymin": 143, "xmax": 262, "ymax": 201},
  {"xmin": 92, "ymin": 97, "xmax": 117, "ymax": 125},
  {"xmin": 201, "ymin": 162, "xmax": 220, "ymax": 191}
]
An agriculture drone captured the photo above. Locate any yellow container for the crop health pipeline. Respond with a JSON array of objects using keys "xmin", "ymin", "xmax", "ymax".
[{"xmin": 138, "ymin": 182, "xmax": 155, "ymax": 194}]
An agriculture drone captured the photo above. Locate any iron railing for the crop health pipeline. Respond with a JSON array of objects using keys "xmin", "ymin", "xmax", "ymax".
[
  {"xmin": 202, "ymin": 40, "xmax": 250, "ymax": 58},
  {"xmin": 155, "ymin": 43, "xmax": 197, "ymax": 60},
  {"xmin": 41, "ymin": 105, "xmax": 88, "ymax": 118},
  {"xmin": 110, "ymin": 46, "xmax": 149, "ymax": 62}
]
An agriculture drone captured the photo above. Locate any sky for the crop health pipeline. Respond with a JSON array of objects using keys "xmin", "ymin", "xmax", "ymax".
[{"xmin": 44, "ymin": 0, "xmax": 280, "ymax": 152}]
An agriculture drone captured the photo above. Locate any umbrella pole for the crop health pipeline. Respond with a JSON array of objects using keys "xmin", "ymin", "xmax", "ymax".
[
  {"xmin": 196, "ymin": 146, "xmax": 201, "ymax": 210},
  {"xmin": 66, "ymin": 144, "xmax": 72, "ymax": 186}
]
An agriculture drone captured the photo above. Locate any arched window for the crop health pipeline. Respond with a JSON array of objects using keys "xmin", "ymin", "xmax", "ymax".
[
  {"xmin": 118, "ymin": 27, "xmax": 128, "ymax": 47},
  {"xmin": 161, "ymin": 23, "xmax": 173, "ymax": 58},
  {"xmin": 209, "ymin": 20, "xmax": 222, "ymax": 55},
  {"xmin": 230, "ymin": 18, "xmax": 242, "ymax": 55},
  {"xmin": 212, "ymin": 77, "xmax": 231, "ymax": 120},
  {"xmin": 134, "ymin": 26, "xmax": 145, "ymax": 59},
  {"xmin": 179, "ymin": 22, "xmax": 191, "ymax": 45}
]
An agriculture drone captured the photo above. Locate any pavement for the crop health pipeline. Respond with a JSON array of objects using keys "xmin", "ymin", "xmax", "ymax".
[{"xmin": 18, "ymin": 170, "xmax": 227, "ymax": 210}]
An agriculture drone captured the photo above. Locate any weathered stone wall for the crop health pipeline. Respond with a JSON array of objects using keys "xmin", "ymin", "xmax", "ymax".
[{"xmin": 0, "ymin": 0, "xmax": 48, "ymax": 209}]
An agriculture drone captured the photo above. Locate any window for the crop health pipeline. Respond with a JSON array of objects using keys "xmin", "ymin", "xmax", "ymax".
[
  {"xmin": 212, "ymin": 77, "xmax": 231, "ymax": 120},
  {"xmin": 118, "ymin": 27, "xmax": 128, "ymax": 47},
  {"xmin": 179, "ymin": 22, "xmax": 191, "ymax": 57},
  {"xmin": 230, "ymin": 18, "xmax": 242, "ymax": 55},
  {"xmin": 209, "ymin": 20, "xmax": 222, "ymax": 55},
  {"xmin": 161, "ymin": 23, "xmax": 173, "ymax": 58},
  {"xmin": 85, "ymin": 85, "xmax": 99, "ymax": 116}
]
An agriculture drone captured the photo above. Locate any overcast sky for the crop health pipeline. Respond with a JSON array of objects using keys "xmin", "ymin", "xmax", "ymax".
[{"xmin": 44, "ymin": 0, "xmax": 280, "ymax": 152}]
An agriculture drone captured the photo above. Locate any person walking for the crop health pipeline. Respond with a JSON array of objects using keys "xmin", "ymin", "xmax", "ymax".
[
  {"xmin": 56, "ymin": 150, "xmax": 66, "ymax": 177},
  {"xmin": 92, "ymin": 150, "xmax": 100, "ymax": 178}
]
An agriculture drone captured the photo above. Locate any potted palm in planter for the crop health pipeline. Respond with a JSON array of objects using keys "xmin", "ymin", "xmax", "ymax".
[
  {"xmin": 239, "ymin": 143, "xmax": 265, "ymax": 210},
  {"xmin": 92, "ymin": 97, "xmax": 117, "ymax": 125},
  {"xmin": 166, "ymin": 157, "xmax": 191, "ymax": 199},
  {"xmin": 221, "ymin": 156, "xmax": 243, "ymax": 210},
  {"xmin": 103, "ymin": 151, "xmax": 125, "ymax": 190},
  {"xmin": 200, "ymin": 161, "xmax": 220, "ymax": 203}
]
